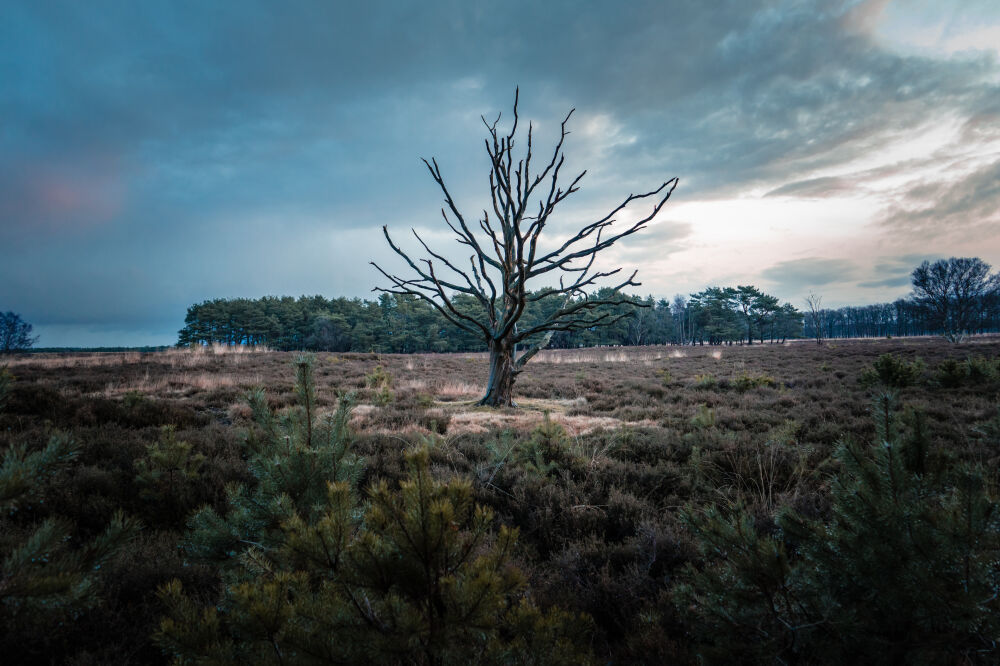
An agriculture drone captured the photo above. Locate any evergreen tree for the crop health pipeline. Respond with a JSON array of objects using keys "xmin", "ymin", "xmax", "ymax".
[
  {"xmin": 185, "ymin": 355, "xmax": 363, "ymax": 568},
  {"xmin": 134, "ymin": 425, "xmax": 208, "ymax": 522}
]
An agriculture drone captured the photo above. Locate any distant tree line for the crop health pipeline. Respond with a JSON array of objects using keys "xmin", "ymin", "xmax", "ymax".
[
  {"xmin": 175, "ymin": 258, "xmax": 1000, "ymax": 351},
  {"xmin": 176, "ymin": 285, "xmax": 804, "ymax": 352},
  {"xmin": 805, "ymin": 297, "xmax": 1000, "ymax": 340},
  {"xmin": 804, "ymin": 258, "xmax": 1000, "ymax": 341}
]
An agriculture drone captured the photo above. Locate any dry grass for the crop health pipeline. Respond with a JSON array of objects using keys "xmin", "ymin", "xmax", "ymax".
[
  {"xmin": 534, "ymin": 347, "xmax": 669, "ymax": 364},
  {"xmin": 435, "ymin": 380, "xmax": 484, "ymax": 400},
  {"xmin": 6, "ymin": 338, "xmax": 1000, "ymax": 446}
]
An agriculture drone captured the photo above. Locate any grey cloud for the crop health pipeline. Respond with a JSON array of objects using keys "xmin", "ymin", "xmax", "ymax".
[
  {"xmin": 612, "ymin": 220, "xmax": 694, "ymax": 262},
  {"xmin": 2, "ymin": 0, "xmax": 999, "ymax": 344},
  {"xmin": 880, "ymin": 160, "xmax": 1000, "ymax": 239},
  {"xmin": 872, "ymin": 253, "xmax": 937, "ymax": 275},
  {"xmin": 857, "ymin": 275, "xmax": 913, "ymax": 288},
  {"xmin": 765, "ymin": 176, "xmax": 854, "ymax": 198},
  {"xmin": 761, "ymin": 257, "xmax": 860, "ymax": 292}
]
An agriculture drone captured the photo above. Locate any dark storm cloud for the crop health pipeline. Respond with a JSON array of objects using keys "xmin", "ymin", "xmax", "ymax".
[{"xmin": 1, "ymin": 0, "xmax": 998, "ymax": 344}]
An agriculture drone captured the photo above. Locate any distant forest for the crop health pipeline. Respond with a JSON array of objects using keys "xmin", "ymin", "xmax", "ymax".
[
  {"xmin": 178, "ymin": 282, "xmax": 1000, "ymax": 352},
  {"xmin": 805, "ymin": 299, "xmax": 1000, "ymax": 340},
  {"xmin": 177, "ymin": 287, "xmax": 802, "ymax": 352}
]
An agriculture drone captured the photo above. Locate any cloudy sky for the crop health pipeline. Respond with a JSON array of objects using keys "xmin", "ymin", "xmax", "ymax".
[{"xmin": 2, "ymin": 0, "xmax": 999, "ymax": 346}]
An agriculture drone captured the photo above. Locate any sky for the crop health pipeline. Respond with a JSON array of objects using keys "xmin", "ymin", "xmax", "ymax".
[{"xmin": 1, "ymin": 0, "xmax": 999, "ymax": 347}]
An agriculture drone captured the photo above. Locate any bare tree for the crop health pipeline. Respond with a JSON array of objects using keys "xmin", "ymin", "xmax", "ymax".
[
  {"xmin": 805, "ymin": 293, "xmax": 825, "ymax": 345},
  {"xmin": 0, "ymin": 312, "xmax": 38, "ymax": 353},
  {"xmin": 372, "ymin": 91, "xmax": 678, "ymax": 406},
  {"xmin": 911, "ymin": 257, "xmax": 999, "ymax": 343}
]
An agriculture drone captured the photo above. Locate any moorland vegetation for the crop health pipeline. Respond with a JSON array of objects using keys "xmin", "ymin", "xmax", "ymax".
[{"xmin": 2, "ymin": 338, "xmax": 999, "ymax": 663}]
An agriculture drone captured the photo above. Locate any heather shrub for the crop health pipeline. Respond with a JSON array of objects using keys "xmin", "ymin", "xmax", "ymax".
[{"xmin": 0, "ymin": 369, "xmax": 141, "ymax": 662}]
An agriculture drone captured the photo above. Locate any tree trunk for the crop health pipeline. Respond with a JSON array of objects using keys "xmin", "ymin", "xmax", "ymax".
[{"xmin": 479, "ymin": 339, "xmax": 516, "ymax": 407}]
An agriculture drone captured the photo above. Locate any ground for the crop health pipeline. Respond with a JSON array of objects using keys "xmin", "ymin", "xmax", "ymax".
[
  {"xmin": 2, "ymin": 337, "xmax": 999, "ymax": 664},
  {"xmin": 6, "ymin": 337, "xmax": 998, "ymax": 444}
]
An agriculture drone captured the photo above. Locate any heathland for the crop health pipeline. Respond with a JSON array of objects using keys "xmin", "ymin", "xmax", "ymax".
[{"xmin": 3, "ymin": 338, "xmax": 1000, "ymax": 664}]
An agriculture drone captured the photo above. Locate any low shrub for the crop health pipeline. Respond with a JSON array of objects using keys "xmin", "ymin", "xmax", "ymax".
[{"xmin": 859, "ymin": 353, "xmax": 925, "ymax": 389}]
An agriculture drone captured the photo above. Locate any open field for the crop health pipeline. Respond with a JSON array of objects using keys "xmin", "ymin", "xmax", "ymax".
[
  {"xmin": 3, "ymin": 338, "xmax": 1000, "ymax": 663},
  {"xmin": 8, "ymin": 337, "xmax": 1000, "ymax": 442}
]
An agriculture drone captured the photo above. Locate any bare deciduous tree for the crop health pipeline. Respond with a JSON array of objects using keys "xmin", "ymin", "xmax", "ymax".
[
  {"xmin": 805, "ymin": 293, "xmax": 825, "ymax": 345},
  {"xmin": 0, "ymin": 312, "xmax": 38, "ymax": 353},
  {"xmin": 911, "ymin": 257, "xmax": 999, "ymax": 343},
  {"xmin": 372, "ymin": 91, "xmax": 678, "ymax": 406}
]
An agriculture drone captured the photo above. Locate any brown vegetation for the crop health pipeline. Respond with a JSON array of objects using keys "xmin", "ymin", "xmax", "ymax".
[{"xmin": 2, "ymin": 338, "xmax": 999, "ymax": 663}]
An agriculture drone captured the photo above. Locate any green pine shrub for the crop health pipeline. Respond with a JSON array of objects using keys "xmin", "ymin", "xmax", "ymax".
[
  {"xmin": 859, "ymin": 353, "xmax": 925, "ymax": 389},
  {"xmin": 965, "ymin": 355, "xmax": 1000, "ymax": 383},
  {"xmin": 693, "ymin": 373, "xmax": 717, "ymax": 389},
  {"xmin": 673, "ymin": 393, "xmax": 1000, "ymax": 664},
  {"xmin": 516, "ymin": 411, "xmax": 574, "ymax": 477},
  {"xmin": 185, "ymin": 355, "xmax": 363, "ymax": 568},
  {"xmin": 934, "ymin": 357, "xmax": 970, "ymax": 387},
  {"xmin": 134, "ymin": 425, "xmax": 207, "ymax": 522},
  {"xmin": 690, "ymin": 403, "xmax": 716, "ymax": 429},
  {"xmin": 366, "ymin": 364, "xmax": 395, "ymax": 406},
  {"xmin": 733, "ymin": 371, "xmax": 776, "ymax": 392},
  {"xmin": 158, "ymin": 446, "xmax": 592, "ymax": 665},
  {"xmin": 159, "ymin": 359, "xmax": 592, "ymax": 665}
]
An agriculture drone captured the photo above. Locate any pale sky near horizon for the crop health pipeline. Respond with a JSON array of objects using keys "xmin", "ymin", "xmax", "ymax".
[{"xmin": 2, "ymin": 0, "xmax": 999, "ymax": 346}]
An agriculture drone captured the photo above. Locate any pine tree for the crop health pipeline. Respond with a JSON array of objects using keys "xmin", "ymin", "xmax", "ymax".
[
  {"xmin": 184, "ymin": 355, "xmax": 364, "ymax": 569},
  {"xmin": 135, "ymin": 425, "xmax": 207, "ymax": 521}
]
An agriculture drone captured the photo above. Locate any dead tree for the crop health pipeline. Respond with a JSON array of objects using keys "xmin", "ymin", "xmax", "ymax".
[
  {"xmin": 805, "ymin": 293, "xmax": 825, "ymax": 345},
  {"xmin": 372, "ymin": 91, "xmax": 678, "ymax": 407}
]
